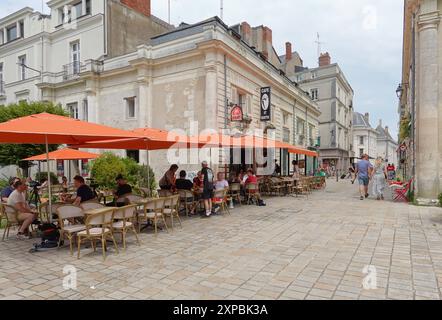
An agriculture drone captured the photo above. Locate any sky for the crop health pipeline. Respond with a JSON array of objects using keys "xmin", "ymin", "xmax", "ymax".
[{"xmin": 2, "ymin": 0, "xmax": 404, "ymax": 138}]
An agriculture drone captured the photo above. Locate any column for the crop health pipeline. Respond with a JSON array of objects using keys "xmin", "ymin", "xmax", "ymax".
[
  {"xmin": 138, "ymin": 79, "xmax": 149, "ymax": 165},
  {"xmin": 204, "ymin": 50, "xmax": 218, "ymax": 131},
  {"xmin": 416, "ymin": 9, "xmax": 440, "ymax": 200}
]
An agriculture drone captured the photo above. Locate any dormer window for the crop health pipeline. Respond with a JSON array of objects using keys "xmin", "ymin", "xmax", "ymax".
[
  {"xmin": 6, "ymin": 25, "xmax": 17, "ymax": 42},
  {"xmin": 59, "ymin": 0, "xmax": 92, "ymax": 25}
]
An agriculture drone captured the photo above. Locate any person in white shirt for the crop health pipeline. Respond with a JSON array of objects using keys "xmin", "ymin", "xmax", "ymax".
[
  {"xmin": 7, "ymin": 180, "xmax": 38, "ymax": 240},
  {"xmin": 215, "ymin": 172, "xmax": 229, "ymax": 191}
]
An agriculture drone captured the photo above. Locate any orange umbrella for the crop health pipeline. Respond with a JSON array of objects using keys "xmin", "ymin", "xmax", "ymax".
[
  {"xmin": 0, "ymin": 113, "xmax": 141, "ymax": 221},
  {"xmin": 23, "ymin": 148, "xmax": 100, "ymax": 161},
  {"xmin": 70, "ymin": 127, "xmax": 194, "ymax": 150},
  {"xmin": 0, "ymin": 113, "xmax": 140, "ymax": 144}
]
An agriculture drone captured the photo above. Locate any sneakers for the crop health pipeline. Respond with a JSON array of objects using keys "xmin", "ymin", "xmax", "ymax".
[
  {"xmin": 213, "ymin": 207, "xmax": 220, "ymax": 214},
  {"xmin": 16, "ymin": 233, "xmax": 30, "ymax": 240},
  {"xmin": 205, "ymin": 211, "xmax": 212, "ymax": 217},
  {"xmin": 360, "ymin": 196, "xmax": 364, "ymax": 201},
  {"xmin": 365, "ymin": 194, "xmax": 369, "ymax": 199}
]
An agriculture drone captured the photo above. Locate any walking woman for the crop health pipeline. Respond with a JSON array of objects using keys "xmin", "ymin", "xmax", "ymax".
[{"xmin": 371, "ymin": 157, "xmax": 388, "ymax": 200}]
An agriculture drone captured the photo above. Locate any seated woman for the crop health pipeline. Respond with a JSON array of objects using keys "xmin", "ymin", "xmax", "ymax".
[
  {"xmin": 242, "ymin": 169, "xmax": 266, "ymax": 206},
  {"xmin": 159, "ymin": 164, "xmax": 179, "ymax": 191}
]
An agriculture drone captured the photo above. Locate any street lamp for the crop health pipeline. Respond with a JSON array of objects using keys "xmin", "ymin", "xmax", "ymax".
[{"xmin": 396, "ymin": 84, "xmax": 403, "ymax": 99}]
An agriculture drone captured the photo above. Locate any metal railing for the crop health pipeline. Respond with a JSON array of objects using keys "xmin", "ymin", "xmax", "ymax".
[{"xmin": 40, "ymin": 60, "xmax": 103, "ymax": 84}]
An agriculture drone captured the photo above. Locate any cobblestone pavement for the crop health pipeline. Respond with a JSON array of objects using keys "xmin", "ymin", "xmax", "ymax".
[{"xmin": 1, "ymin": 180, "xmax": 442, "ymax": 300}]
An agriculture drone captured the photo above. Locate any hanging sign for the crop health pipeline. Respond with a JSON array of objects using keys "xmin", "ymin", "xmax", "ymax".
[
  {"xmin": 231, "ymin": 105, "xmax": 244, "ymax": 122},
  {"xmin": 260, "ymin": 87, "xmax": 271, "ymax": 121},
  {"xmin": 56, "ymin": 160, "xmax": 64, "ymax": 177}
]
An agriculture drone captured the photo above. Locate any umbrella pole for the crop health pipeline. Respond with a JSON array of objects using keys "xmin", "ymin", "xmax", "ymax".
[
  {"xmin": 45, "ymin": 135, "xmax": 52, "ymax": 223},
  {"xmin": 146, "ymin": 146, "xmax": 151, "ymax": 197}
]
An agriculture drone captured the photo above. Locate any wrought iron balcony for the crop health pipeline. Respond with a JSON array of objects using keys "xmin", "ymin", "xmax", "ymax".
[{"xmin": 40, "ymin": 60, "xmax": 103, "ymax": 85}]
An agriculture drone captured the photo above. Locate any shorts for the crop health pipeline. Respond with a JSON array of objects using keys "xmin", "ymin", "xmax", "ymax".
[
  {"xmin": 358, "ymin": 177, "xmax": 369, "ymax": 186},
  {"xmin": 202, "ymin": 189, "xmax": 214, "ymax": 200}
]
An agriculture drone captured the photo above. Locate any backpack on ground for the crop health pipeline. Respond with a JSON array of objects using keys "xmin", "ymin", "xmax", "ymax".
[{"xmin": 29, "ymin": 223, "xmax": 62, "ymax": 253}]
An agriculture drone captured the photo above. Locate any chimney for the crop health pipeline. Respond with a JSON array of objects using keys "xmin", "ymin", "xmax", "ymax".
[
  {"xmin": 319, "ymin": 52, "xmax": 331, "ymax": 67},
  {"xmin": 262, "ymin": 26, "xmax": 273, "ymax": 60},
  {"xmin": 364, "ymin": 113, "xmax": 370, "ymax": 124},
  {"xmin": 385, "ymin": 126, "xmax": 389, "ymax": 134},
  {"xmin": 241, "ymin": 22, "xmax": 251, "ymax": 44},
  {"xmin": 285, "ymin": 42, "xmax": 292, "ymax": 61},
  {"xmin": 120, "ymin": 0, "xmax": 151, "ymax": 16}
]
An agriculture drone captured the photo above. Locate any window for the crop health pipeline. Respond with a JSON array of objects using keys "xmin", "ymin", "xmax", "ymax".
[
  {"xmin": 283, "ymin": 128, "xmax": 290, "ymax": 143},
  {"xmin": 74, "ymin": 2, "xmax": 82, "ymax": 19},
  {"xmin": 86, "ymin": 0, "xmax": 92, "ymax": 15},
  {"xmin": 6, "ymin": 25, "xmax": 17, "ymax": 42},
  {"xmin": 310, "ymin": 89, "xmax": 318, "ymax": 101},
  {"xmin": 67, "ymin": 102, "xmax": 79, "ymax": 119},
  {"xmin": 282, "ymin": 112, "xmax": 289, "ymax": 126},
  {"xmin": 125, "ymin": 97, "xmax": 136, "ymax": 119},
  {"xmin": 18, "ymin": 55, "xmax": 26, "ymax": 81},
  {"xmin": 359, "ymin": 149, "xmax": 364, "ymax": 157},
  {"xmin": 296, "ymin": 74, "xmax": 303, "ymax": 82},
  {"xmin": 70, "ymin": 41, "xmax": 81, "ymax": 74},
  {"xmin": 19, "ymin": 21, "xmax": 24, "ymax": 38},
  {"xmin": 359, "ymin": 136, "xmax": 364, "ymax": 145},
  {"xmin": 127, "ymin": 150, "xmax": 140, "ymax": 163},
  {"xmin": 82, "ymin": 99, "xmax": 88, "ymax": 121},
  {"xmin": 311, "ymin": 71, "xmax": 317, "ymax": 79}
]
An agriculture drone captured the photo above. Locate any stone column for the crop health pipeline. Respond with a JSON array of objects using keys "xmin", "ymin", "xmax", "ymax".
[
  {"xmin": 137, "ymin": 78, "xmax": 149, "ymax": 165},
  {"xmin": 416, "ymin": 9, "xmax": 440, "ymax": 201},
  {"xmin": 204, "ymin": 50, "xmax": 218, "ymax": 131}
]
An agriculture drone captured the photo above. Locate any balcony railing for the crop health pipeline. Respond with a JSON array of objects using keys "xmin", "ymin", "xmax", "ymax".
[
  {"xmin": 40, "ymin": 60, "xmax": 103, "ymax": 85},
  {"xmin": 0, "ymin": 81, "xmax": 5, "ymax": 96}
]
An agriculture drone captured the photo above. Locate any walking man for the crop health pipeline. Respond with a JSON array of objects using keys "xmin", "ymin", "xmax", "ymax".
[
  {"xmin": 201, "ymin": 161, "xmax": 215, "ymax": 217},
  {"xmin": 355, "ymin": 154, "xmax": 373, "ymax": 200}
]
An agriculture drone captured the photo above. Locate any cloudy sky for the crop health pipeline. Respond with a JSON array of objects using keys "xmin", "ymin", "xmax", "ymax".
[{"xmin": 2, "ymin": 0, "xmax": 403, "ymax": 137}]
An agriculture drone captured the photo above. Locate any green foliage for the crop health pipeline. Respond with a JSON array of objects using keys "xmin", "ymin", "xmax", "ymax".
[
  {"xmin": 399, "ymin": 113, "xmax": 411, "ymax": 142},
  {"xmin": 90, "ymin": 153, "xmax": 127, "ymax": 189},
  {"xmin": 439, "ymin": 193, "xmax": 442, "ymax": 207},
  {"xmin": 0, "ymin": 178, "xmax": 9, "ymax": 190},
  {"xmin": 0, "ymin": 101, "xmax": 68, "ymax": 176},
  {"xmin": 35, "ymin": 172, "xmax": 59, "ymax": 185},
  {"xmin": 90, "ymin": 153, "xmax": 156, "ymax": 191}
]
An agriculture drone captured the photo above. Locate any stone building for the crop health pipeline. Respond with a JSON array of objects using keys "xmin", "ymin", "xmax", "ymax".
[
  {"xmin": 0, "ymin": 0, "xmax": 320, "ymax": 178},
  {"xmin": 291, "ymin": 53, "xmax": 354, "ymax": 173},
  {"xmin": 352, "ymin": 112, "xmax": 378, "ymax": 160},
  {"xmin": 399, "ymin": 0, "xmax": 441, "ymax": 203}
]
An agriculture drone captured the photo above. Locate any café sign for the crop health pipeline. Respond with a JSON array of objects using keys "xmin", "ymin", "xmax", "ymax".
[{"xmin": 231, "ymin": 105, "xmax": 244, "ymax": 122}]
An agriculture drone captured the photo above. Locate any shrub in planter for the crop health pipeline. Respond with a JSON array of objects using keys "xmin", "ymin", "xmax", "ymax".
[{"xmin": 35, "ymin": 172, "xmax": 59, "ymax": 185}]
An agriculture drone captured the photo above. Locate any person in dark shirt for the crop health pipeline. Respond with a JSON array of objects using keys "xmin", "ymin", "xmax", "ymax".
[
  {"xmin": 1, "ymin": 177, "xmax": 20, "ymax": 202},
  {"xmin": 175, "ymin": 171, "xmax": 193, "ymax": 191},
  {"xmin": 114, "ymin": 174, "xmax": 133, "ymax": 197},
  {"xmin": 66, "ymin": 176, "xmax": 96, "ymax": 206},
  {"xmin": 201, "ymin": 161, "xmax": 214, "ymax": 217}
]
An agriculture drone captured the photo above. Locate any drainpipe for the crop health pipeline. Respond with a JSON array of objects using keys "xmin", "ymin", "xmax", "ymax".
[{"xmin": 411, "ymin": 13, "xmax": 416, "ymax": 184}]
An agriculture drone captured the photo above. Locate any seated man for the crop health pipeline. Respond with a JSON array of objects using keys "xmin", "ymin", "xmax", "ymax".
[
  {"xmin": 175, "ymin": 170, "xmax": 193, "ymax": 191},
  {"xmin": 7, "ymin": 180, "xmax": 38, "ymax": 240},
  {"xmin": 1, "ymin": 177, "xmax": 20, "ymax": 202},
  {"xmin": 114, "ymin": 174, "xmax": 132, "ymax": 197},
  {"xmin": 193, "ymin": 171, "xmax": 204, "ymax": 193},
  {"xmin": 65, "ymin": 175, "xmax": 96, "ymax": 206}
]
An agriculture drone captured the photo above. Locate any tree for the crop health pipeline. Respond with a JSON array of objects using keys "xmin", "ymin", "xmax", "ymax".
[
  {"xmin": 90, "ymin": 152, "xmax": 156, "ymax": 191},
  {"xmin": 0, "ymin": 101, "xmax": 68, "ymax": 177}
]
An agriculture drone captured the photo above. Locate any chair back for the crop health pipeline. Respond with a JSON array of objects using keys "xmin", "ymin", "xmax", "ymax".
[
  {"xmin": 169, "ymin": 195, "xmax": 180, "ymax": 207},
  {"xmin": 245, "ymin": 183, "xmax": 258, "ymax": 192},
  {"xmin": 126, "ymin": 194, "xmax": 144, "ymax": 204},
  {"xmin": 230, "ymin": 183, "xmax": 241, "ymax": 192},
  {"xmin": 2, "ymin": 204, "xmax": 19, "ymax": 223},
  {"xmin": 87, "ymin": 208, "xmax": 114, "ymax": 226},
  {"xmin": 80, "ymin": 202, "xmax": 104, "ymax": 211},
  {"xmin": 214, "ymin": 189, "xmax": 227, "ymax": 199},
  {"xmin": 113, "ymin": 205, "xmax": 137, "ymax": 220},
  {"xmin": 158, "ymin": 189, "xmax": 173, "ymax": 198},
  {"xmin": 116, "ymin": 193, "xmax": 132, "ymax": 204},
  {"xmin": 57, "ymin": 205, "xmax": 85, "ymax": 220},
  {"xmin": 178, "ymin": 189, "xmax": 194, "ymax": 200},
  {"xmin": 155, "ymin": 197, "xmax": 166, "ymax": 212}
]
